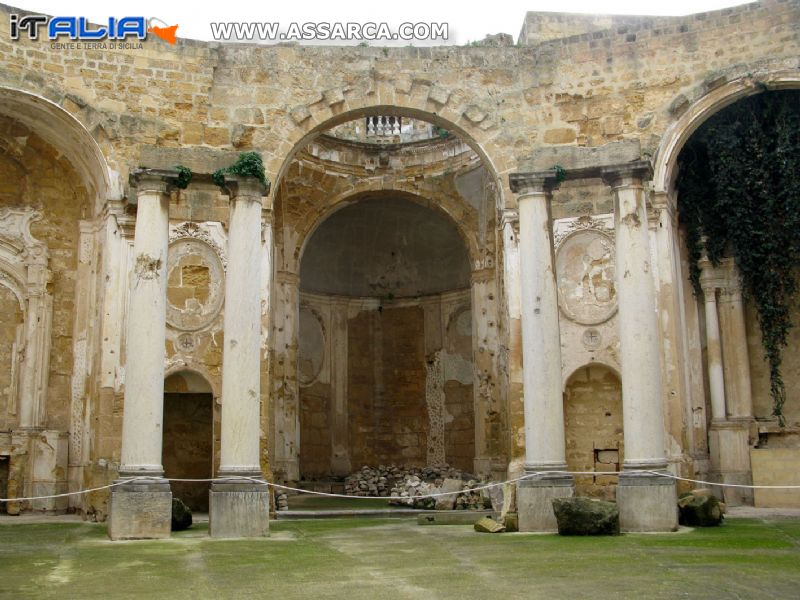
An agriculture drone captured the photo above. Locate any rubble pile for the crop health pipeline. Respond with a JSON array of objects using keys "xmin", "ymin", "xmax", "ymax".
[{"xmin": 343, "ymin": 464, "xmax": 496, "ymax": 510}]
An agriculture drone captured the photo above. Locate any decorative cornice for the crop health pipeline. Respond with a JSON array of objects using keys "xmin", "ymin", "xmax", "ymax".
[{"xmin": 508, "ymin": 171, "xmax": 560, "ymax": 195}]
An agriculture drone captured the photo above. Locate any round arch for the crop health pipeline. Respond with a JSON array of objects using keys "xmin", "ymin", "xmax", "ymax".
[
  {"xmin": 271, "ymin": 104, "xmax": 507, "ymax": 211},
  {"xmin": 0, "ymin": 86, "xmax": 112, "ymax": 212},
  {"xmin": 652, "ymin": 71, "xmax": 800, "ymax": 194},
  {"xmin": 164, "ymin": 361, "xmax": 220, "ymax": 401},
  {"xmin": 563, "ymin": 361, "xmax": 621, "ymax": 390}
]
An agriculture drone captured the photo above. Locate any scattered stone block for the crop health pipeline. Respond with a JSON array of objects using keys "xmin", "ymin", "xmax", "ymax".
[
  {"xmin": 678, "ymin": 489, "xmax": 723, "ymax": 527},
  {"xmin": 503, "ymin": 513, "xmax": 519, "ymax": 532},
  {"xmin": 435, "ymin": 478, "xmax": 463, "ymax": 510},
  {"xmin": 171, "ymin": 497, "xmax": 193, "ymax": 531},
  {"xmin": 552, "ymin": 497, "xmax": 620, "ymax": 535},
  {"xmin": 474, "ymin": 516, "xmax": 506, "ymax": 533}
]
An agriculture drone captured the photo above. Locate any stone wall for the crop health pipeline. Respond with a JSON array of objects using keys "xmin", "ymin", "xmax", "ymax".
[
  {"xmin": 162, "ymin": 392, "xmax": 213, "ymax": 512},
  {"xmin": 0, "ymin": 116, "xmax": 89, "ymax": 433},
  {"xmin": 564, "ymin": 365, "xmax": 624, "ymax": 501},
  {"xmin": 0, "ymin": 0, "xmax": 798, "ymax": 512},
  {"xmin": 298, "ymin": 290, "xmax": 475, "ymax": 478},
  {"xmin": 746, "ymin": 301, "xmax": 800, "ymax": 428},
  {"xmin": 0, "ymin": 287, "xmax": 22, "ymax": 430}
]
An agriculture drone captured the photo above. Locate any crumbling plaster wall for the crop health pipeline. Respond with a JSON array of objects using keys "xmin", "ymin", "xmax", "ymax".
[{"xmin": 0, "ymin": 0, "xmax": 797, "ymax": 509}]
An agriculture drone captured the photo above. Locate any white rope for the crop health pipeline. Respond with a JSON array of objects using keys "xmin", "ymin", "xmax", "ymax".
[{"xmin": 2, "ymin": 470, "xmax": 799, "ymax": 504}]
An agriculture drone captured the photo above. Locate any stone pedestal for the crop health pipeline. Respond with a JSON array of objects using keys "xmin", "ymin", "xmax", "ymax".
[
  {"xmin": 517, "ymin": 475, "xmax": 575, "ymax": 532},
  {"xmin": 209, "ymin": 478, "xmax": 270, "ymax": 538},
  {"xmin": 616, "ymin": 472, "xmax": 677, "ymax": 532},
  {"xmin": 709, "ymin": 420, "xmax": 753, "ymax": 506},
  {"xmin": 108, "ymin": 479, "xmax": 172, "ymax": 540}
]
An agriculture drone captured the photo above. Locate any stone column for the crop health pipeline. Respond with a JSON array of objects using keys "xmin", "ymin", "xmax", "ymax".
[
  {"xmin": 272, "ymin": 270, "xmax": 301, "ymax": 482},
  {"xmin": 650, "ymin": 191, "xmax": 696, "ymax": 475},
  {"xmin": 603, "ymin": 163, "xmax": 677, "ymax": 532},
  {"xmin": 710, "ymin": 258, "xmax": 754, "ymax": 505},
  {"xmin": 699, "ymin": 263, "xmax": 727, "ymax": 423},
  {"xmin": 509, "ymin": 173, "xmax": 573, "ymax": 532},
  {"xmin": 500, "ymin": 208, "xmax": 525, "ymax": 475},
  {"xmin": 210, "ymin": 175, "xmax": 271, "ymax": 538},
  {"xmin": 109, "ymin": 169, "xmax": 177, "ymax": 540},
  {"xmin": 329, "ymin": 298, "xmax": 351, "ymax": 476}
]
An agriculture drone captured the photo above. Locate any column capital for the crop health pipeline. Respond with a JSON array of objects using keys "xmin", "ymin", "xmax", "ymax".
[
  {"xmin": 220, "ymin": 174, "xmax": 270, "ymax": 203},
  {"xmin": 500, "ymin": 208, "xmax": 519, "ymax": 228},
  {"xmin": 129, "ymin": 168, "xmax": 182, "ymax": 196},
  {"xmin": 509, "ymin": 172, "xmax": 560, "ymax": 196},
  {"xmin": 601, "ymin": 161, "xmax": 653, "ymax": 190},
  {"xmin": 698, "ymin": 255, "xmax": 727, "ymax": 294}
]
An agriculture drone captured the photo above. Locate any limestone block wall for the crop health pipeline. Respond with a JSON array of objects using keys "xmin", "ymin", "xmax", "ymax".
[
  {"xmin": 298, "ymin": 290, "xmax": 475, "ymax": 478},
  {"xmin": 746, "ymin": 302, "xmax": 800, "ymax": 434},
  {"xmin": 564, "ymin": 365, "xmax": 624, "ymax": 501},
  {"xmin": 0, "ymin": 287, "xmax": 23, "ymax": 427},
  {"xmin": 0, "ymin": 0, "xmax": 798, "ymax": 512}
]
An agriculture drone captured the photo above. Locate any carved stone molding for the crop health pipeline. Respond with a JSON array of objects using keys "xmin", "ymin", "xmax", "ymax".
[
  {"xmin": 0, "ymin": 206, "xmax": 53, "ymax": 428},
  {"xmin": 165, "ymin": 237, "xmax": 225, "ymax": 333},
  {"xmin": 555, "ymin": 225, "xmax": 617, "ymax": 326}
]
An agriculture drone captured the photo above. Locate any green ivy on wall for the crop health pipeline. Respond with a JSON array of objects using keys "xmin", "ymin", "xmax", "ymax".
[
  {"xmin": 677, "ymin": 90, "xmax": 800, "ymax": 425},
  {"xmin": 212, "ymin": 152, "xmax": 268, "ymax": 188}
]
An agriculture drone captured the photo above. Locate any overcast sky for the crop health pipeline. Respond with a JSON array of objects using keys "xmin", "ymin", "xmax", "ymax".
[{"xmin": 9, "ymin": 0, "xmax": 752, "ymax": 45}]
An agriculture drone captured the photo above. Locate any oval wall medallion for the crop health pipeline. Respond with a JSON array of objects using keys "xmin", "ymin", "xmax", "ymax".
[
  {"xmin": 556, "ymin": 229, "xmax": 617, "ymax": 325},
  {"xmin": 166, "ymin": 239, "xmax": 225, "ymax": 331}
]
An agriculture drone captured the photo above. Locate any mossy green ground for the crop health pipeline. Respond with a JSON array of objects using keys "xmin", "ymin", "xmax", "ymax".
[{"xmin": 1, "ymin": 517, "xmax": 799, "ymax": 599}]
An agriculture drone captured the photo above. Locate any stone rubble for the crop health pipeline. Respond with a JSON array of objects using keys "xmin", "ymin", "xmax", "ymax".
[
  {"xmin": 275, "ymin": 492, "xmax": 289, "ymax": 511},
  {"xmin": 343, "ymin": 464, "xmax": 497, "ymax": 510}
]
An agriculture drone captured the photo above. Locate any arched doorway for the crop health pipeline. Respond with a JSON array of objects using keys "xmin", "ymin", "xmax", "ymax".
[
  {"xmin": 564, "ymin": 364, "xmax": 624, "ymax": 500},
  {"xmin": 163, "ymin": 371, "xmax": 214, "ymax": 512},
  {"xmin": 296, "ymin": 195, "xmax": 475, "ymax": 482}
]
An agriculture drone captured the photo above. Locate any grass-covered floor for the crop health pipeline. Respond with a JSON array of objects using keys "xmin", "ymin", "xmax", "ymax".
[{"xmin": 1, "ymin": 517, "xmax": 799, "ymax": 599}]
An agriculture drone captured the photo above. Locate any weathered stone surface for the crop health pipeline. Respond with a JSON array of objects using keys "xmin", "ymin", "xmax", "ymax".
[
  {"xmin": 108, "ymin": 489, "xmax": 172, "ymax": 540},
  {"xmin": 678, "ymin": 489, "xmax": 724, "ymax": 527},
  {"xmin": 435, "ymin": 478, "xmax": 464, "ymax": 510},
  {"xmin": 209, "ymin": 486, "xmax": 270, "ymax": 538},
  {"xmin": 171, "ymin": 497, "xmax": 193, "ymax": 531},
  {"xmin": 552, "ymin": 497, "xmax": 620, "ymax": 536},
  {"xmin": 503, "ymin": 512, "xmax": 519, "ymax": 532},
  {"xmin": 474, "ymin": 516, "xmax": 505, "ymax": 533},
  {"xmin": 2, "ymin": 0, "xmax": 799, "ymax": 528}
]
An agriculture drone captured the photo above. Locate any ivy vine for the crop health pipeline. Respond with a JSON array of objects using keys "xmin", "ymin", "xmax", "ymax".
[
  {"xmin": 174, "ymin": 165, "xmax": 193, "ymax": 189},
  {"xmin": 676, "ymin": 90, "xmax": 800, "ymax": 425},
  {"xmin": 212, "ymin": 151, "xmax": 268, "ymax": 188},
  {"xmin": 552, "ymin": 164, "xmax": 567, "ymax": 184}
]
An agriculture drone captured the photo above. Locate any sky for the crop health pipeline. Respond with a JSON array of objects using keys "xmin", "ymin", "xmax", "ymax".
[{"xmin": 8, "ymin": 0, "xmax": 753, "ymax": 45}]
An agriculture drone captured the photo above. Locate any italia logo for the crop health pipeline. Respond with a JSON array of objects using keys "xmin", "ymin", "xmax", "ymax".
[{"xmin": 9, "ymin": 14, "xmax": 179, "ymax": 44}]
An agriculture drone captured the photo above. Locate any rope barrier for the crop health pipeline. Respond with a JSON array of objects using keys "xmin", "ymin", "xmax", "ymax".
[{"xmin": 2, "ymin": 469, "xmax": 799, "ymax": 504}]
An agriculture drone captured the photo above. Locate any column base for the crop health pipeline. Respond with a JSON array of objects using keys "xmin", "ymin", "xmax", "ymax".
[
  {"xmin": 209, "ymin": 477, "xmax": 270, "ymax": 538},
  {"xmin": 617, "ymin": 471, "xmax": 677, "ymax": 532},
  {"xmin": 517, "ymin": 473, "xmax": 574, "ymax": 532},
  {"xmin": 108, "ymin": 478, "xmax": 172, "ymax": 540},
  {"xmin": 709, "ymin": 420, "xmax": 753, "ymax": 506}
]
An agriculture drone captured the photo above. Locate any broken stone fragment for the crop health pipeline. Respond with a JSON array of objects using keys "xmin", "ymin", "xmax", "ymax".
[
  {"xmin": 677, "ymin": 489, "xmax": 723, "ymax": 527},
  {"xmin": 171, "ymin": 497, "xmax": 192, "ymax": 531},
  {"xmin": 552, "ymin": 497, "xmax": 620, "ymax": 535},
  {"xmin": 434, "ymin": 478, "xmax": 463, "ymax": 510},
  {"xmin": 474, "ymin": 516, "xmax": 506, "ymax": 533}
]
